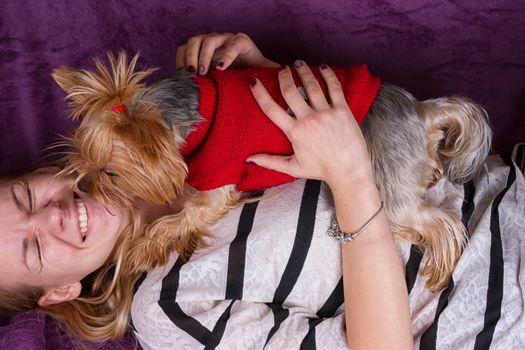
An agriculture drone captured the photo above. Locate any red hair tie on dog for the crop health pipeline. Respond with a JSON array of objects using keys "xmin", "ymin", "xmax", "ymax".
[{"xmin": 112, "ymin": 104, "xmax": 126, "ymax": 112}]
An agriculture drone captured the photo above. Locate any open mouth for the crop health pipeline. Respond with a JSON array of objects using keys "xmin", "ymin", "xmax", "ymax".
[{"xmin": 74, "ymin": 194, "xmax": 88, "ymax": 241}]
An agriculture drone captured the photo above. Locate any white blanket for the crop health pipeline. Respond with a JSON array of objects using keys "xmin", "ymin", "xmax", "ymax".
[{"xmin": 132, "ymin": 144, "xmax": 525, "ymax": 350}]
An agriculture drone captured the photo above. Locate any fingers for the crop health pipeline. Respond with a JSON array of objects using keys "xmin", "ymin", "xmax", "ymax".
[
  {"xmin": 318, "ymin": 65, "xmax": 347, "ymax": 107},
  {"xmin": 215, "ymin": 32, "xmax": 253, "ymax": 70},
  {"xmin": 184, "ymin": 33, "xmax": 234, "ymax": 75},
  {"xmin": 282, "ymin": 62, "xmax": 347, "ymax": 113},
  {"xmin": 251, "ymin": 62, "xmax": 343, "ymax": 132},
  {"xmin": 250, "ymin": 77, "xmax": 295, "ymax": 134},
  {"xmin": 179, "ymin": 32, "xmax": 259, "ymax": 75},
  {"xmin": 198, "ymin": 33, "xmax": 234, "ymax": 74},
  {"xmin": 292, "ymin": 60, "xmax": 331, "ymax": 110},
  {"xmin": 215, "ymin": 45, "xmax": 240, "ymax": 70},
  {"xmin": 278, "ymin": 65, "xmax": 312, "ymax": 118},
  {"xmin": 246, "ymin": 154, "xmax": 297, "ymax": 177},
  {"xmin": 183, "ymin": 35, "xmax": 204, "ymax": 73}
]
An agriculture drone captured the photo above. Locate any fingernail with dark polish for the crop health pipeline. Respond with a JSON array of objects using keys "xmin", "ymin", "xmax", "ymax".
[
  {"xmin": 245, "ymin": 160, "xmax": 256, "ymax": 165},
  {"xmin": 320, "ymin": 63, "xmax": 328, "ymax": 70},
  {"xmin": 294, "ymin": 60, "xmax": 303, "ymax": 68},
  {"xmin": 249, "ymin": 77, "xmax": 257, "ymax": 87},
  {"xmin": 279, "ymin": 64, "xmax": 287, "ymax": 71},
  {"xmin": 187, "ymin": 65, "xmax": 196, "ymax": 73},
  {"xmin": 217, "ymin": 61, "xmax": 224, "ymax": 68},
  {"xmin": 199, "ymin": 65, "xmax": 205, "ymax": 74}
]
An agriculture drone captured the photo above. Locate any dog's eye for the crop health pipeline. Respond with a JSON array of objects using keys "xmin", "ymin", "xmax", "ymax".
[{"xmin": 103, "ymin": 168, "xmax": 117, "ymax": 177}]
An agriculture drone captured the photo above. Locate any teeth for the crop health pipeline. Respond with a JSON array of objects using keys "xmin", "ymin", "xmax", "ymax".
[{"xmin": 75, "ymin": 199, "xmax": 88, "ymax": 239}]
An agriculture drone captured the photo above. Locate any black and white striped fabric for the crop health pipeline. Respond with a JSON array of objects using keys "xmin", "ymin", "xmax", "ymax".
[{"xmin": 132, "ymin": 144, "xmax": 525, "ymax": 349}]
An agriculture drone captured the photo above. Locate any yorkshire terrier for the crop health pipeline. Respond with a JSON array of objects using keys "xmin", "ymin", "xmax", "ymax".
[{"xmin": 52, "ymin": 53, "xmax": 491, "ymax": 292}]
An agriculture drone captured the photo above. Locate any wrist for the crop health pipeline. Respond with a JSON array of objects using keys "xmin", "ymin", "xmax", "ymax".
[
  {"xmin": 330, "ymin": 176, "xmax": 382, "ymax": 214},
  {"xmin": 324, "ymin": 146, "xmax": 374, "ymax": 188},
  {"xmin": 325, "ymin": 165, "xmax": 376, "ymax": 197},
  {"xmin": 327, "ymin": 169, "xmax": 387, "ymax": 244}
]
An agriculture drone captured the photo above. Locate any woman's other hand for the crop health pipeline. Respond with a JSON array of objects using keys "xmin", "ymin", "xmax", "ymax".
[
  {"xmin": 247, "ymin": 61, "xmax": 374, "ymax": 191},
  {"xmin": 176, "ymin": 32, "xmax": 279, "ymax": 75}
]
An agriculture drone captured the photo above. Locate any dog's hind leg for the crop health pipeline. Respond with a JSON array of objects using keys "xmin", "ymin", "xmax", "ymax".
[
  {"xmin": 419, "ymin": 96, "xmax": 492, "ymax": 185},
  {"xmin": 393, "ymin": 197, "xmax": 466, "ymax": 291}
]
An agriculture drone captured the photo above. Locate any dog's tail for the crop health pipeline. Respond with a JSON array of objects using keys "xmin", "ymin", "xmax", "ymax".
[
  {"xmin": 419, "ymin": 97, "xmax": 492, "ymax": 184},
  {"xmin": 52, "ymin": 52, "xmax": 156, "ymax": 121}
]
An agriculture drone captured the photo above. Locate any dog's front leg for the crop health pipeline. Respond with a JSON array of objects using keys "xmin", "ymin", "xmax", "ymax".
[{"xmin": 129, "ymin": 185, "xmax": 241, "ymax": 272}]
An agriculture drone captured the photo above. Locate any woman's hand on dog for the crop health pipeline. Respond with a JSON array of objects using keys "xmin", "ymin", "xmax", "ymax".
[
  {"xmin": 247, "ymin": 61, "xmax": 375, "ymax": 192},
  {"xmin": 176, "ymin": 32, "xmax": 279, "ymax": 75}
]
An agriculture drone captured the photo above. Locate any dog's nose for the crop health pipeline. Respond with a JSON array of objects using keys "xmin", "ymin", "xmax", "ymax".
[{"xmin": 77, "ymin": 176, "xmax": 92, "ymax": 193}]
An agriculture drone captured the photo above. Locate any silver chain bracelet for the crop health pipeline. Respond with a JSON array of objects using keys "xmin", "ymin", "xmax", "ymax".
[{"xmin": 326, "ymin": 202, "xmax": 384, "ymax": 243}]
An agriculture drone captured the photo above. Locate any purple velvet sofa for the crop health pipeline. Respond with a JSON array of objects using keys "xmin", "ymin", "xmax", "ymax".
[{"xmin": 1, "ymin": 1, "xmax": 524, "ymax": 349}]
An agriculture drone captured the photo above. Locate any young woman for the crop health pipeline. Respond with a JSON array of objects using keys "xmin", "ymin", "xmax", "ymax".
[{"xmin": 0, "ymin": 33, "xmax": 412, "ymax": 349}]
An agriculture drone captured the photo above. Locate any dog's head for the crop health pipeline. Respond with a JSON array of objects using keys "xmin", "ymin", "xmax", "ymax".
[{"xmin": 52, "ymin": 52, "xmax": 187, "ymax": 208}]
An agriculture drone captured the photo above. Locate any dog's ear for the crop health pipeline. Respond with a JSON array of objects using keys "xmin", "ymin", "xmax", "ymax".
[
  {"xmin": 51, "ymin": 52, "xmax": 157, "ymax": 121},
  {"xmin": 52, "ymin": 67, "xmax": 84, "ymax": 96}
]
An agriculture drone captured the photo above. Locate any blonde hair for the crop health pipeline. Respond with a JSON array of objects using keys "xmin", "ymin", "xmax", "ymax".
[{"xmin": 0, "ymin": 209, "xmax": 144, "ymax": 343}]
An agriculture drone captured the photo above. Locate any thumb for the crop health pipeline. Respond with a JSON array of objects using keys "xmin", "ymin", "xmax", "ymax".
[{"xmin": 246, "ymin": 154, "xmax": 296, "ymax": 176}]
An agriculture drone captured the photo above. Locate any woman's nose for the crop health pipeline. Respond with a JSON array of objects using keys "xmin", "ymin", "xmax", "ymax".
[{"xmin": 32, "ymin": 201, "xmax": 64, "ymax": 235}]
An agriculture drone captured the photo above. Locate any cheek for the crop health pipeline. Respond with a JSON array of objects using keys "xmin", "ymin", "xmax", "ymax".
[
  {"xmin": 45, "ymin": 249, "xmax": 111, "ymax": 284},
  {"xmin": 44, "ymin": 246, "xmax": 112, "ymax": 273},
  {"xmin": 44, "ymin": 246, "xmax": 80, "ymax": 267}
]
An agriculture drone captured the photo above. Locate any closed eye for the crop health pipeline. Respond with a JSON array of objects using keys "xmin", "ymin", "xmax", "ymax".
[
  {"xmin": 26, "ymin": 181, "xmax": 35, "ymax": 214},
  {"xmin": 103, "ymin": 168, "xmax": 117, "ymax": 177},
  {"xmin": 35, "ymin": 233, "xmax": 43, "ymax": 270}
]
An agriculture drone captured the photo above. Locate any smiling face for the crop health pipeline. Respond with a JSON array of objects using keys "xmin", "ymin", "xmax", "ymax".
[{"xmin": 0, "ymin": 167, "xmax": 128, "ymax": 297}]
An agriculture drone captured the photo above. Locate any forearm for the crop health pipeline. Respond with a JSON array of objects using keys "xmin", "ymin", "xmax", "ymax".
[
  {"xmin": 331, "ymin": 175, "xmax": 413, "ymax": 350},
  {"xmin": 248, "ymin": 61, "xmax": 413, "ymax": 348}
]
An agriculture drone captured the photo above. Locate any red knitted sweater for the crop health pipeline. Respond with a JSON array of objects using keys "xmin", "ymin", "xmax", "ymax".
[{"xmin": 180, "ymin": 65, "xmax": 380, "ymax": 191}]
